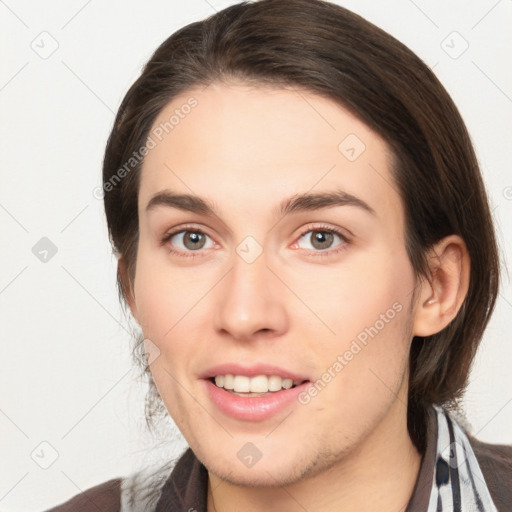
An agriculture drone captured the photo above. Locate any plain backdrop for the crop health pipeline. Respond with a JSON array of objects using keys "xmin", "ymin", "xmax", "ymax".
[{"xmin": 1, "ymin": 1, "xmax": 511, "ymax": 510}]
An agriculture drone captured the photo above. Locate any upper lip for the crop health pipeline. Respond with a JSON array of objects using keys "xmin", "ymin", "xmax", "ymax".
[{"xmin": 200, "ymin": 363, "xmax": 311, "ymax": 382}]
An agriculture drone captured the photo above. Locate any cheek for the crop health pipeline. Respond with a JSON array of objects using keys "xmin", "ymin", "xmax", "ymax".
[
  {"xmin": 133, "ymin": 256, "xmax": 196, "ymax": 417},
  {"xmin": 297, "ymin": 246, "xmax": 414, "ymax": 343},
  {"xmin": 133, "ymin": 246, "xmax": 203, "ymax": 337},
  {"xmin": 131, "ymin": 247, "xmax": 215, "ymax": 395},
  {"xmin": 301, "ymin": 248, "xmax": 415, "ymax": 392}
]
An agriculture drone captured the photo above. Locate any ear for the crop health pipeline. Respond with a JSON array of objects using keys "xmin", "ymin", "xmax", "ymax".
[
  {"xmin": 117, "ymin": 255, "xmax": 139, "ymax": 322},
  {"xmin": 412, "ymin": 235, "xmax": 470, "ymax": 337}
]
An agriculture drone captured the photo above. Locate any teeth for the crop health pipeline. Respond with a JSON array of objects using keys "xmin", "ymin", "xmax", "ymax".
[
  {"xmin": 234, "ymin": 375, "xmax": 251, "ymax": 392},
  {"xmin": 224, "ymin": 375, "xmax": 234, "ymax": 389},
  {"xmin": 268, "ymin": 375, "xmax": 284, "ymax": 391},
  {"xmin": 213, "ymin": 374, "xmax": 302, "ymax": 393}
]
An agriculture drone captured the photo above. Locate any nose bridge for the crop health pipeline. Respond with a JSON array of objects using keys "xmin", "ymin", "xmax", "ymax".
[{"xmin": 213, "ymin": 238, "xmax": 288, "ymax": 340}]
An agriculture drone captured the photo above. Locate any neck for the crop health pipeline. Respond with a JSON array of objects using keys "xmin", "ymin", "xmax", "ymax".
[{"xmin": 207, "ymin": 398, "xmax": 423, "ymax": 512}]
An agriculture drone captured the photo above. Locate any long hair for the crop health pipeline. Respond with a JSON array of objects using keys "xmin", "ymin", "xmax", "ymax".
[{"xmin": 102, "ymin": 0, "xmax": 500, "ymax": 456}]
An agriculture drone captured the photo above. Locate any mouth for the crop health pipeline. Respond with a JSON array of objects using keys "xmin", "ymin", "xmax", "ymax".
[{"xmin": 202, "ymin": 374, "xmax": 312, "ymax": 421}]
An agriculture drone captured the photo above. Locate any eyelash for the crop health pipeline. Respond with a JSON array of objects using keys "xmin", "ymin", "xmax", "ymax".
[{"xmin": 160, "ymin": 223, "xmax": 350, "ymax": 259}]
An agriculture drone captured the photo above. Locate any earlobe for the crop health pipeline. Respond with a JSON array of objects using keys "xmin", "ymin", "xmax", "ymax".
[{"xmin": 412, "ymin": 235, "xmax": 470, "ymax": 337}]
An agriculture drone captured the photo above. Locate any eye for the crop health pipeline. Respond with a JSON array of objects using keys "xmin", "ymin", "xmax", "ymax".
[
  {"xmin": 161, "ymin": 227, "xmax": 216, "ymax": 257},
  {"xmin": 295, "ymin": 224, "xmax": 349, "ymax": 256}
]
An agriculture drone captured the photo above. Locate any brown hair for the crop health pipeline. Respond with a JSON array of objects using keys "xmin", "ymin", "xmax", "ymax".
[{"xmin": 102, "ymin": 0, "xmax": 499, "ymax": 453}]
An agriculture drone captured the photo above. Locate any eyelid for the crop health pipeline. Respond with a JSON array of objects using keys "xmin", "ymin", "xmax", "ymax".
[{"xmin": 295, "ymin": 222, "xmax": 351, "ymax": 242}]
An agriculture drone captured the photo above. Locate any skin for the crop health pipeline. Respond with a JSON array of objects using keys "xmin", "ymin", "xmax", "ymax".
[{"xmin": 123, "ymin": 82, "xmax": 470, "ymax": 512}]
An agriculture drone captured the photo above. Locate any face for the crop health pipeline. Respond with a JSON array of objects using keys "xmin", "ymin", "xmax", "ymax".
[{"xmin": 129, "ymin": 82, "xmax": 419, "ymax": 486}]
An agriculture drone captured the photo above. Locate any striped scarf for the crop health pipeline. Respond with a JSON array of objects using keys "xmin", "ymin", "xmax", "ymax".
[{"xmin": 428, "ymin": 405, "xmax": 498, "ymax": 511}]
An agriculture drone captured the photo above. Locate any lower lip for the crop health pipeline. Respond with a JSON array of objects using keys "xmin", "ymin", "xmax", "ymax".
[{"xmin": 203, "ymin": 379, "xmax": 310, "ymax": 422}]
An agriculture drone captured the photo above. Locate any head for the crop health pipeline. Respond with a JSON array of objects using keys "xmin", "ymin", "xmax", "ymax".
[{"xmin": 102, "ymin": 0, "xmax": 499, "ymax": 484}]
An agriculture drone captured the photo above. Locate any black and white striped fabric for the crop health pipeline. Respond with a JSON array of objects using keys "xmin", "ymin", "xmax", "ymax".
[{"xmin": 428, "ymin": 405, "xmax": 498, "ymax": 511}]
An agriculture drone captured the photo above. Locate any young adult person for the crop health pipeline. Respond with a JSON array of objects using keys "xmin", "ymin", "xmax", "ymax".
[{"xmin": 45, "ymin": 1, "xmax": 512, "ymax": 510}]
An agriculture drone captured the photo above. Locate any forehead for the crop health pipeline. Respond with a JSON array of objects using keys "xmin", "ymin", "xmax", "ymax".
[{"xmin": 139, "ymin": 82, "xmax": 401, "ymax": 224}]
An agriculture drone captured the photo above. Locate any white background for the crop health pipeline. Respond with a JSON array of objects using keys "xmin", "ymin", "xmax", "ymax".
[{"xmin": 1, "ymin": 1, "xmax": 511, "ymax": 510}]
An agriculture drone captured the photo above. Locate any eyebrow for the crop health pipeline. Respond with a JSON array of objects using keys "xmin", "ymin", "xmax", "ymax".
[{"xmin": 145, "ymin": 188, "xmax": 376, "ymax": 218}]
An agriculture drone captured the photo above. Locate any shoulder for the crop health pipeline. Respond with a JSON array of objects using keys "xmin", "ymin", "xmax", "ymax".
[
  {"xmin": 43, "ymin": 478, "xmax": 121, "ymax": 512},
  {"xmin": 468, "ymin": 434, "xmax": 512, "ymax": 511},
  {"xmin": 43, "ymin": 454, "xmax": 181, "ymax": 512}
]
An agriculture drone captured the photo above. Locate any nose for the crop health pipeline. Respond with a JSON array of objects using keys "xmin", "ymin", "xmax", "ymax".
[{"xmin": 213, "ymin": 246, "xmax": 289, "ymax": 343}]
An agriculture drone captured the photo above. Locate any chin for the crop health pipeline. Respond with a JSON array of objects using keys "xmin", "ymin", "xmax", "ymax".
[
  {"xmin": 206, "ymin": 459, "xmax": 308, "ymax": 488},
  {"xmin": 200, "ymin": 441, "xmax": 341, "ymax": 488}
]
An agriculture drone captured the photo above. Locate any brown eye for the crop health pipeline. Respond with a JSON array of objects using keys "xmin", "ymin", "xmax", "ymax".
[
  {"xmin": 310, "ymin": 231, "xmax": 335, "ymax": 250},
  {"xmin": 181, "ymin": 231, "xmax": 207, "ymax": 250}
]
